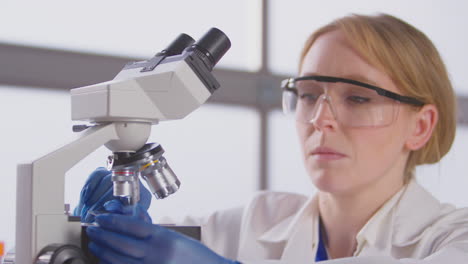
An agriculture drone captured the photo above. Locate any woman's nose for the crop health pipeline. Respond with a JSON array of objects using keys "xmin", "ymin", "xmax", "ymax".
[{"xmin": 310, "ymin": 96, "xmax": 339, "ymax": 130}]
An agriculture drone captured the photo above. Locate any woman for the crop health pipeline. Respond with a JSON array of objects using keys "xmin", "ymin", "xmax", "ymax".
[{"xmin": 77, "ymin": 13, "xmax": 468, "ymax": 263}]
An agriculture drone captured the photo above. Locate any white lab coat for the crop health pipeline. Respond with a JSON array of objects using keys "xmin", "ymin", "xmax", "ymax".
[{"xmin": 176, "ymin": 179, "xmax": 468, "ymax": 263}]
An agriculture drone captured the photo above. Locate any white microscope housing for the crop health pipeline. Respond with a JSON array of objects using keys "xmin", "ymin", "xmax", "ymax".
[
  {"xmin": 72, "ymin": 51, "xmax": 212, "ymax": 124},
  {"xmin": 11, "ymin": 28, "xmax": 230, "ymax": 264}
]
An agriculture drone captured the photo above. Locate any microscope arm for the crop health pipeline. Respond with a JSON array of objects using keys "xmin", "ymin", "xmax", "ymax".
[{"xmin": 15, "ymin": 122, "xmax": 149, "ymax": 264}]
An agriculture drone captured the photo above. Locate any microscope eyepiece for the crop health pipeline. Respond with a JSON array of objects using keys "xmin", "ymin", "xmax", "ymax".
[
  {"xmin": 159, "ymin": 33, "xmax": 195, "ymax": 57},
  {"xmin": 187, "ymin": 28, "xmax": 231, "ymax": 71}
]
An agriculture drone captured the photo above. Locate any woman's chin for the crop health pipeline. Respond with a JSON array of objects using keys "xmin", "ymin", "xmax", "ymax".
[{"xmin": 309, "ymin": 171, "xmax": 354, "ymax": 194}]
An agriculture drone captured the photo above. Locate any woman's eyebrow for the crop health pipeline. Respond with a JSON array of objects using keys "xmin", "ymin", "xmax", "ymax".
[
  {"xmin": 300, "ymin": 72, "xmax": 380, "ymax": 87},
  {"xmin": 339, "ymin": 74, "xmax": 380, "ymax": 87}
]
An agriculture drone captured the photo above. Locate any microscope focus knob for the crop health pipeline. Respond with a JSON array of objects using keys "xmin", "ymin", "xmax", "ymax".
[{"xmin": 35, "ymin": 244, "xmax": 88, "ymax": 264}]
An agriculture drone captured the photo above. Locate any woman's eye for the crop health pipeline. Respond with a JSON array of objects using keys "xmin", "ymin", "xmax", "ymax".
[
  {"xmin": 347, "ymin": 95, "xmax": 370, "ymax": 104},
  {"xmin": 299, "ymin": 93, "xmax": 319, "ymax": 103}
]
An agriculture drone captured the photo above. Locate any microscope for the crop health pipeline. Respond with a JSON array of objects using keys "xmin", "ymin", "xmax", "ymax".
[{"xmin": 7, "ymin": 28, "xmax": 231, "ymax": 264}]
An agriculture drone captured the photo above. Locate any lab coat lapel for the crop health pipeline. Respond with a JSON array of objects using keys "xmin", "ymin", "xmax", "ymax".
[
  {"xmin": 237, "ymin": 194, "xmax": 311, "ymax": 260},
  {"xmin": 391, "ymin": 180, "xmax": 444, "ymax": 246},
  {"xmin": 353, "ymin": 184, "xmax": 405, "ymax": 256},
  {"xmin": 267, "ymin": 196, "xmax": 319, "ymax": 263},
  {"xmin": 280, "ymin": 207, "xmax": 317, "ymax": 264},
  {"xmin": 356, "ymin": 180, "xmax": 446, "ymax": 255},
  {"xmin": 238, "ymin": 195, "xmax": 319, "ymax": 263}
]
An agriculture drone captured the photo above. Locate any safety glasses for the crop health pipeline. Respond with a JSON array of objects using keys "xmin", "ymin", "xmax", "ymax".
[{"xmin": 281, "ymin": 75, "xmax": 424, "ymax": 128}]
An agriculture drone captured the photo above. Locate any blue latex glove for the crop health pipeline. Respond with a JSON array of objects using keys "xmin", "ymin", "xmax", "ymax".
[
  {"xmin": 86, "ymin": 210, "xmax": 241, "ymax": 264},
  {"xmin": 74, "ymin": 167, "xmax": 152, "ymax": 223},
  {"xmin": 102, "ymin": 199, "xmax": 152, "ymax": 224}
]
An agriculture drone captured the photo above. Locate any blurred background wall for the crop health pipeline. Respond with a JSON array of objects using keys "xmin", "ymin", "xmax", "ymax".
[{"xmin": 1, "ymin": 0, "xmax": 467, "ymax": 252}]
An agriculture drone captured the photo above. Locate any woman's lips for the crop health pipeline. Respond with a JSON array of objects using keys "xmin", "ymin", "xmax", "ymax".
[{"xmin": 310, "ymin": 146, "xmax": 347, "ymax": 161}]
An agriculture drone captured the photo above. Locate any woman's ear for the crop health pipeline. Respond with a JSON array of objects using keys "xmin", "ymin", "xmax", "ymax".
[{"xmin": 405, "ymin": 104, "xmax": 438, "ymax": 151}]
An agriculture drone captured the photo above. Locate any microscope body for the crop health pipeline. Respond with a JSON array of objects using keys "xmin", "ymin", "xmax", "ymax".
[
  {"xmin": 71, "ymin": 50, "xmax": 215, "ymax": 124},
  {"xmin": 11, "ymin": 28, "xmax": 230, "ymax": 264}
]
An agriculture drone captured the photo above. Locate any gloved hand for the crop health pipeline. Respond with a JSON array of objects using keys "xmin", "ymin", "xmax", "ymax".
[
  {"xmin": 74, "ymin": 167, "xmax": 152, "ymax": 223},
  {"xmin": 102, "ymin": 199, "xmax": 152, "ymax": 224},
  {"xmin": 86, "ymin": 211, "xmax": 241, "ymax": 264}
]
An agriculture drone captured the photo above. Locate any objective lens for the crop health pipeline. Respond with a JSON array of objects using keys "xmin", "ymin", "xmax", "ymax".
[
  {"xmin": 110, "ymin": 143, "xmax": 180, "ymax": 201},
  {"xmin": 140, "ymin": 156, "xmax": 180, "ymax": 199},
  {"xmin": 111, "ymin": 169, "xmax": 140, "ymax": 205}
]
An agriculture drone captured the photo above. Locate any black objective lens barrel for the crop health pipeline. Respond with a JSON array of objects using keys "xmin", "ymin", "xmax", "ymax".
[
  {"xmin": 159, "ymin": 33, "xmax": 195, "ymax": 56},
  {"xmin": 190, "ymin": 28, "xmax": 231, "ymax": 70}
]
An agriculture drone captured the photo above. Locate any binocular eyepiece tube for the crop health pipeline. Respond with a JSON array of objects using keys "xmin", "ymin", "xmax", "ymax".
[
  {"xmin": 155, "ymin": 27, "xmax": 231, "ymax": 71},
  {"xmin": 186, "ymin": 27, "xmax": 231, "ymax": 71}
]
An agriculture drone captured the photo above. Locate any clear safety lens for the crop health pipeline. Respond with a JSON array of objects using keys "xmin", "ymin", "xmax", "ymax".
[
  {"xmin": 282, "ymin": 80, "xmax": 399, "ymax": 127},
  {"xmin": 282, "ymin": 89, "xmax": 297, "ymax": 114}
]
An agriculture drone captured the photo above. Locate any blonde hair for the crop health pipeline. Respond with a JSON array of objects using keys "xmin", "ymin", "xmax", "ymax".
[{"xmin": 299, "ymin": 13, "xmax": 456, "ymax": 179}]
